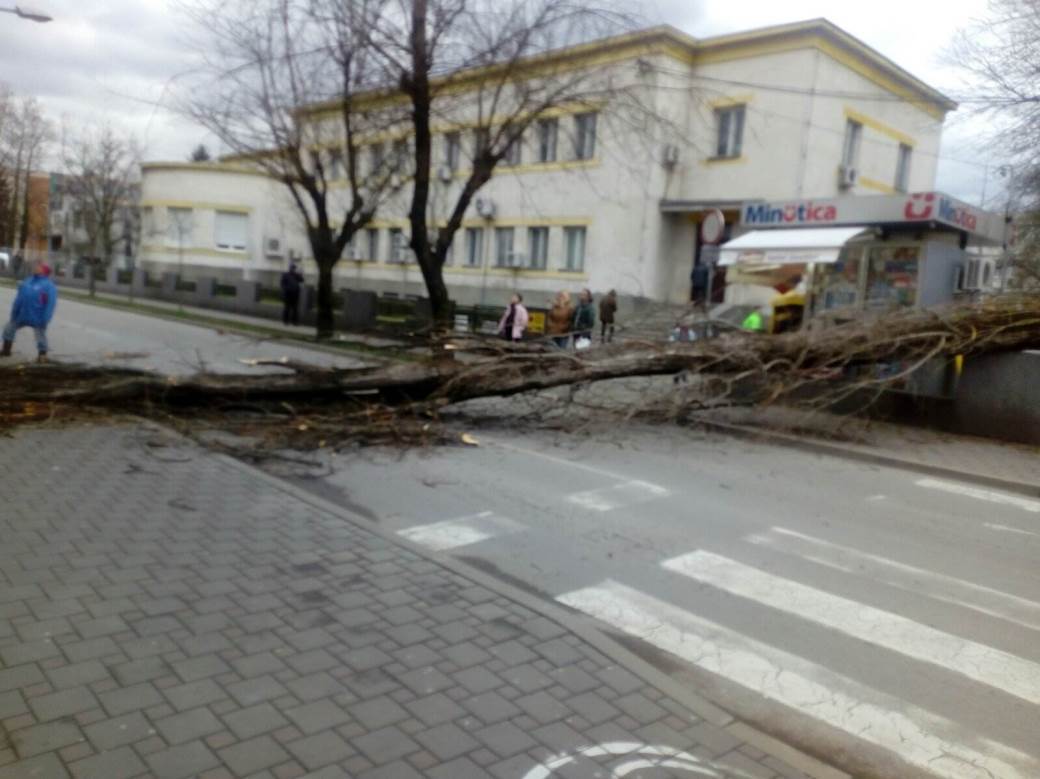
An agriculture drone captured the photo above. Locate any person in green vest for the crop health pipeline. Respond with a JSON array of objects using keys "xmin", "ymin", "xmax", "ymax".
[{"xmin": 742, "ymin": 307, "xmax": 767, "ymax": 332}]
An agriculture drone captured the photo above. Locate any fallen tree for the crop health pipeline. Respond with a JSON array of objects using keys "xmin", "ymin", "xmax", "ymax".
[{"xmin": 3, "ymin": 296, "xmax": 1040, "ymax": 448}]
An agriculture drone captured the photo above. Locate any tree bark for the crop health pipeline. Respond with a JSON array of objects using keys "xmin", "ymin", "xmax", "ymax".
[{"xmin": 316, "ymin": 257, "xmax": 336, "ymax": 340}]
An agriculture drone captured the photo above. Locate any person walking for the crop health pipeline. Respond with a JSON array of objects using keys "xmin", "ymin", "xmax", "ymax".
[
  {"xmin": 1, "ymin": 261, "xmax": 58, "ymax": 363},
  {"xmin": 280, "ymin": 262, "xmax": 304, "ymax": 326},
  {"xmin": 546, "ymin": 290, "xmax": 574, "ymax": 348},
  {"xmin": 497, "ymin": 293, "xmax": 529, "ymax": 342},
  {"xmin": 690, "ymin": 261, "xmax": 709, "ymax": 307},
  {"xmin": 572, "ymin": 288, "xmax": 595, "ymax": 348},
  {"xmin": 599, "ymin": 289, "xmax": 617, "ymax": 343}
]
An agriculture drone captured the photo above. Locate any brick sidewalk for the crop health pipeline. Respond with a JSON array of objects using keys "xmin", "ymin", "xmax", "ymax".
[{"xmin": 0, "ymin": 425, "xmax": 817, "ymax": 779}]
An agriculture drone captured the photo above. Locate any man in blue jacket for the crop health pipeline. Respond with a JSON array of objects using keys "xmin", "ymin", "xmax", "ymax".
[{"xmin": 1, "ymin": 261, "xmax": 58, "ymax": 363}]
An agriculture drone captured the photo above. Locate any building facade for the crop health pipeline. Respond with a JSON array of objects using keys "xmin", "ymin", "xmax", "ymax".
[{"xmin": 138, "ymin": 18, "xmax": 955, "ymax": 307}]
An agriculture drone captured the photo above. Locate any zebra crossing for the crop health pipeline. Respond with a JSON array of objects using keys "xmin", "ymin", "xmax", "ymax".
[{"xmin": 397, "ymin": 504, "xmax": 1040, "ymax": 779}]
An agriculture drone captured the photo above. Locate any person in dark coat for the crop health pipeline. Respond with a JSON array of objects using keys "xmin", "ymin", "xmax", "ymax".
[
  {"xmin": 599, "ymin": 289, "xmax": 617, "ymax": 343},
  {"xmin": 690, "ymin": 261, "xmax": 709, "ymax": 306},
  {"xmin": 572, "ymin": 288, "xmax": 595, "ymax": 346},
  {"xmin": 280, "ymin": 262, "xmax": 304, "ymax": 326}
]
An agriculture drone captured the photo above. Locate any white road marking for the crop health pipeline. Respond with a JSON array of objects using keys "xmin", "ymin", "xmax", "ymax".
[
  {"xmin": 916, "ymin": 478, "xmax": 1040, "ymax": 513},
  {"xmin": 484, "ymin": 438, "xmax": 635, "ymax": 481},
  {"xmin": 748, "ymin": 527, "xmax": 1040, "ymax": 632},
  {"xmin": 663, "ymin": 550, "xmax": 1040, "ymax": 705},
  {"xmin": 985, "ymin": 523, "xmax": 1039, "ymax": 538},
  {"xmin": 558, "ymin": 581, "xmax": 1039, "ymax": 779},
  {"xmin": 567, "ymin": 480, "xmax": 670, "ymax": 512},
  {"xmin": 396, "ymin": 512, "xmax": 523, "ymax": 551}
]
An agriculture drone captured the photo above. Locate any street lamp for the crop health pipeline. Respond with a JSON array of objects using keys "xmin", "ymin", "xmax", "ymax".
[{"xmin": 0, "ymin": 5, "xmax": 52, "ymax": 22}]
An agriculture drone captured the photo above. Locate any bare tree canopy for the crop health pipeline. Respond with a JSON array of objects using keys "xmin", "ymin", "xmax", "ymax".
[
  {"xmin": 175, "ymin": 0, "xmax": 412, "ymax": 338},
  {"xmin": 952, "ymin": 0, "xmax": 1040, "ymax": 287},
  {"xmin": 60, "ymin": 124, "xmax": 140, "ymax": 295},
  {"xmin": 0, "ymin": 84, "xmax": 52, "ymax": 252},
  {"xmin": 355, "ymin": 0, "xmax": 653, "ymax": 320}
]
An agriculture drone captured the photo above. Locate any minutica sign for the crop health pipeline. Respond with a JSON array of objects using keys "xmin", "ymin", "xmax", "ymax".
[{"xmin": 743, "ymin": 202, "xmax": 838, "ymax": 225}]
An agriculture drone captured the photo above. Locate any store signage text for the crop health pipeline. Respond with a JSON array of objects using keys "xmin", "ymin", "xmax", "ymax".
[
  {"xmin": 903, "ymin": 192, "xmax": 978, "ymax": 231},
  {"xmin": 743, "ymin": 201, "xmax": 839, "ymax": 225}
]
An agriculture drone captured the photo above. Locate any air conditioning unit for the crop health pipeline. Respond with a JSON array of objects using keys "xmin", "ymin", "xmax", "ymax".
[
  {"xmin": 838, "ymin": 165, "xmax": 858, "ymax": 190},
  {"xmin": 475, "ymin": 197, "xmax": 497, "ymax": 219},
  {"xmin": 662, "ymin": 144, "xmax": 680, "ymax": 167},
  {"xmin": 264, "ymin": 237, "xmax": 284, "ymax": 258},
  {"xmin": 437, "ymin": 165, "xmax": 454, "ymax": 183}
]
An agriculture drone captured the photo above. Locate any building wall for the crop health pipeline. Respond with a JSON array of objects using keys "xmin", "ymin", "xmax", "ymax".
[{"xmin": 137, "ymin": 21, "xmax": 954, "ymax": 309}]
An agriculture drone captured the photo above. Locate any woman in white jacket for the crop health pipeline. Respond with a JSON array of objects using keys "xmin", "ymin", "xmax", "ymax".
[{"xmin": 497, "ymin": 293, "xmax": 529, "ymax": 342}]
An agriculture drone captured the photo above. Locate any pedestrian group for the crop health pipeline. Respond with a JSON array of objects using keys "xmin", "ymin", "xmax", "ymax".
[{"xmin": 499, "ymin": 286, "xmax": 617, "ymax": 348}]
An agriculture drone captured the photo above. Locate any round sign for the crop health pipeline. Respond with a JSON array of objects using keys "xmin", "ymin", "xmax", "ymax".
[{"xmin": 700, "ymin": 209, "xmax": 726, "ymax": 245}]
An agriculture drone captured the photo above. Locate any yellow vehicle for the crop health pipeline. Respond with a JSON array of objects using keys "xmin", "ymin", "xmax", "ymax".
[{"xmin": 770, "ymin": 290, "xmax": 805, "ymax": 333}]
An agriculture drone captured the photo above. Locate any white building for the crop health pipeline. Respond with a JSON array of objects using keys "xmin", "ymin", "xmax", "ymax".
[{"xmin": 138, "ymin": 18, "xmax": 956, "ymax": 308}]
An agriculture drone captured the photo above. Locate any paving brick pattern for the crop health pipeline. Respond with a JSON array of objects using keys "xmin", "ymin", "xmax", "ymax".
[{"xmin": 0, "ymin": 426, "xmax": 805, "ymax": 778}]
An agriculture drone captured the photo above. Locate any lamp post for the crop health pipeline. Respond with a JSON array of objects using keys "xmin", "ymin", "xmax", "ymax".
[{"xmin": 0, "ymin": 5, "xmax": 53, "ymax": 22}]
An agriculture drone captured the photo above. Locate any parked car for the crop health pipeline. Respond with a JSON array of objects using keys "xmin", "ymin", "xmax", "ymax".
[{"xmin": 0, "ymin": 251, "xmax": 9, "ymax": 272}]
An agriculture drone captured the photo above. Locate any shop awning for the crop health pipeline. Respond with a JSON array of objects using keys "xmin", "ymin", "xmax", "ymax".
[{"xmin": 719, "ymin": 227, "xmax": 871, "ymax": 267}]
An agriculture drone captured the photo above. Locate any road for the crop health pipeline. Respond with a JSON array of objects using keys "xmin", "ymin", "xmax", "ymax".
[
  {"xmin": 283, "ymin": 425, "xmax": 1040, "ymax": 779},
  {"xmin": 0, "ymin": 285, "xmax": 364, "ymax": 375},
  {"xmin": 15, "ymin": 293, "xmax": 1040, "ymax": 778}
]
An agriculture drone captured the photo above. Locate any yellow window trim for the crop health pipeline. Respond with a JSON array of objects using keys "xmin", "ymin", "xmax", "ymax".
[
  {"xmin": 843, "ymin": 108, "xmax": 915, "ymax": 147},
  {"xmin": 858, "ymin": 176, "xmax": 897, "ymax": 194},
  {"xmin": 703, "ymin": 155, "xmax": 747, "ymax": 166},
  {"xmin": 140, "ymin": 245, "xmax": 251, "ymax": 260},
  {"xmin": 708, "ymin": 94, "xmax": 753, "ymax": 109},
  {"xmin": 142, "ymin": 200, "xmax": 252, "ymax": 214},
  {"xmin": 141, "ymin": 162, "xmax": 270, "ymax": 178}
]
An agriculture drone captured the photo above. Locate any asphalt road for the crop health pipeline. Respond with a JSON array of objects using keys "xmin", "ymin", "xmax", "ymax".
[
  {"xmin": 284, "ymin": 425, "xmax": 1040, "ymax": 779},
  {"xmin": 0, "ymin": 285, "xmax": 364, "ymax": 375}
]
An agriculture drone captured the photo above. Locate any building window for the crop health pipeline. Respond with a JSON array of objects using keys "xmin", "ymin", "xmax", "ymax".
[
  {"xmin": 214, "ymin": 210, "xmax": 248, "ymax": 251},
  {"xmin": 714, "ymin": 105, "xmax": 745, "ymax": 158},
  {"xmin": 563, "ymin": 226, "xmax": 586, "ymax": 272},
  {"xmin": 895, "ymin": 143, "xmax": 912, "ymax": 192},
  {"xmin": 494, "ymin": 227, "xmax": 515, "ymax": 267},
  {"xmin": 527, "ymin": 226, "xmax": 549, "ymax": 269},
  {"xmin": 369, "ymin": 143, "xmax": 385, "ymax": 175},
  {"xmin": 503, "ymin": 132, "xmax": 522, "ymax": 166},
  {"xmin": 537, "ymin": 118, "xmax": 558, "ymax": 163},
  {"xmin": 166, "ymin": 207, "xmax": 193, "ymax": 247},
  {"xmin": 366, "ymin": 227, "xmax": 379, "ymax": 262},
  {"xmin": 389, "ymin": 227, "xmax": 407, "ymax": 263},
  {"xmin": 574, "ymin": 112, "xmax": 597, "ymax": 160},
  {"xmin": 392, "ymin": 138, "xmax": 409, "ymax": 172},
  {"xmin": 842, "ymin": 119, "xmax": 863, "ymax": 169},
  {"xmin": 328, "ymin": 148, "xmax": 344, "ymax": 180},
  {"xmin": 445, "ymin": 132, "xmax": 461, "ymax": 171},
  {"xmin": 141, "ymin": 207, "xmax": 154, "ymax": 238},
  {"xmin": 465, "ymin": 227, "xmax": 484, "ymax": 267}
]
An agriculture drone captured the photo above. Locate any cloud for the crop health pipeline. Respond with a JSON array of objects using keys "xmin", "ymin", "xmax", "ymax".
[{"xmin": 0, "ymin": 0, "xmax": 1007, "ymax": 200}]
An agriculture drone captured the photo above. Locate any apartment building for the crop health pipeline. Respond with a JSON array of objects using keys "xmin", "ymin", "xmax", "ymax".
[{"xmin": 138, "ymin": 18, "xmax": 955, "ymax": 306}]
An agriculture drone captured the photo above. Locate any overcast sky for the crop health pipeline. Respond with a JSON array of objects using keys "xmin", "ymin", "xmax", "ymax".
[{"xmin": 0, "ymin": 0, "xmax": 1003, "ymax": 205}]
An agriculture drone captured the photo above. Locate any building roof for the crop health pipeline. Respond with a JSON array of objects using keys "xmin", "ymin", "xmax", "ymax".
[{"xmin": 301, "ymin": 18, "xmax": 956, "ymax": 120}]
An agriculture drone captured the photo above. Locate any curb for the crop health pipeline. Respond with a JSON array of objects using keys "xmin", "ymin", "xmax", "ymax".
[
  {"xmin": 0, "ymin": 279, "xmax": 402, "ymax": 363},
  {"xmin": 696, "ymin": 418, "xmax": 1040, "ymax": 499},
  {"xmin": 207, "ymin": 443, "xmax": 849, "ymax": 779}
]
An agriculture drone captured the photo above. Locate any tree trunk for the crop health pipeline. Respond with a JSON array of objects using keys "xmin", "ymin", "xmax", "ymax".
[{"xmin": 316, "ymin": 258, "xmax": 335, "ymax": 340}]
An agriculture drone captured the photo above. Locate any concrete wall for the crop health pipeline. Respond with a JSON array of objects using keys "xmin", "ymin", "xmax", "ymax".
[{"xmin": 952, "ymin": 351, "xmax": 1040, "ymax": 446}]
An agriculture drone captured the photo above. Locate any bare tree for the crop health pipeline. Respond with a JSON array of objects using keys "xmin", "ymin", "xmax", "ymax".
[
  {"xmin": 354, "ymin": 0, "xmax": 650, "ymax": 321},
  {"xmin": 0, "ymin": 89, "xmax": 51, "ymax": 252},
  {"xmin": 61, "ymin": 125, "xmax": 140, "ymax": 296},
  {"xmin": 176, "ymin": 0, "xmax": 409, "ymax": 339},
  {"xmin": 952, "ymin": 0, "xmax": 1040, "ymax": 287}
]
